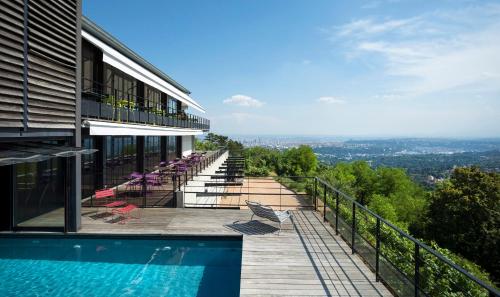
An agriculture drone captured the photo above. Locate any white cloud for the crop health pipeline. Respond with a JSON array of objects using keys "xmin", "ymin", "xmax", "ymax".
[
  {"xmin": 317, "ymin": 96, "xmax": 346, "ymax": 104},
  {"xmin": 333, "ymin": 3, "xmax": 500, "ymax": 98},
  {"xmin": 223, "ymin": 94, "xmax": 264, "ymax": 107},
  {"xmin": 336, "ymin": 17, "xmax": 420, "ymax": 38}
]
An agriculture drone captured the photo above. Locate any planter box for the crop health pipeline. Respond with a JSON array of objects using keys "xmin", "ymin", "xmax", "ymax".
[
  {"xmin": 100, "ymin": 103, "xmax": 113, "ymax": 120},
  {"xmin": 81, "ymin": 99, "xmax": 100, "ymax": 118},
  {"xmin": 138, "ymin": 111, "xmax": 149, "ymax": 123},
  {"xmin": 128, "ymin": 109, "xmax": 139, "ymax": 123},
  {"xmin": 118, "ymin": 108, "xmax": 128, "ymax": 122}
]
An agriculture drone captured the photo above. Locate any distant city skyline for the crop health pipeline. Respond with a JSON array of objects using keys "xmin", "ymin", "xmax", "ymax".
[{"xmin": 84, "ymin": 0, "xmax": 500, "ymax": 137}]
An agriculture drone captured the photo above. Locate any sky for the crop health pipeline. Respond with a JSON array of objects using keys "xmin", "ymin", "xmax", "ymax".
[{"xmin": 83, "ymin": 0, "xmax": 500, "ymax": 138}]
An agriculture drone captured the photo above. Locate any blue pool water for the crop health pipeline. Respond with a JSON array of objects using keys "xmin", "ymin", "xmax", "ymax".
[{"xmin": 0, "ymin": 236, "xmax": 242, "ymax": 297}]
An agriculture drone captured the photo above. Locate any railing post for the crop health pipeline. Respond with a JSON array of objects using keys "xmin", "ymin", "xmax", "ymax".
[
  {"xmin": 414, "ymin": 243, "xmax": 420, "ymax": 297},
  {"xmin": 335, "ymin": 192, "xmax": 339, "ymax": 235},
  {"xmin": 352, "ymin": 202, "xmax": 356, "ymax": 254},
  {"xmin": 376, "ymin": 218, "xmax": 380, "ymax": 282},
  {"xmin": 314, "ymin": 178, "xmax": 318, "ymax": 210},
  {"xmin": 323, "ymin": 184, "xmax": 327, "ymax": 222}
]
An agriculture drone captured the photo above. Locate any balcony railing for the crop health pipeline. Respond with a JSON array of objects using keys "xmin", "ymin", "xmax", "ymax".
[
  {"xmin": 81, "ymin": 79, "xmax": 210, "ymax": 131},
  {"xmin": 312, "ymin": 177, "xmax": 499, "ymax": 297}
]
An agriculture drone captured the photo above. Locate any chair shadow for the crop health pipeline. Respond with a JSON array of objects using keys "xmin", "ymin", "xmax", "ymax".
[
  {"xmin": 224, "ymin": 220, "xmax": 279, "ymax": 235},
  {"xmin": 88, "ymin": 212, "xmax": 114, "ymax": 220}
]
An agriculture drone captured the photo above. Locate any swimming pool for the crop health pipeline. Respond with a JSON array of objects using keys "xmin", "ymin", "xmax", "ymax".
[{"xmin": 0, "ymin": 235, "xmax": 242, "ymax": 297}]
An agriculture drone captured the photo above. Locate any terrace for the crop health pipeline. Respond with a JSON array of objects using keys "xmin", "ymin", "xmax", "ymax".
[{"xmin": 79, "ymin": 153, "xmax": 500, "ymax": 297}]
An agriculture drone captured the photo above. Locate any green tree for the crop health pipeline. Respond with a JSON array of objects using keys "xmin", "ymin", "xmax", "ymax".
[
  {"xmin": 368, "ymin": 194, "xmax": 398, "ymax": 222},
  {"xmin": 281, "ymin": 145, "xmax": 318, "ymax": 176},
  {"xmin": 419, "ymin": 166, "xmax": 500, "ymax": 285}
]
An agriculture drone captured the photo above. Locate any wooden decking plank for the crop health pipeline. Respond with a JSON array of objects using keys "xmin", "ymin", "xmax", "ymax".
[{"xmin": 79, "ymin": 208, "xmax": 392, "ymax": 296}]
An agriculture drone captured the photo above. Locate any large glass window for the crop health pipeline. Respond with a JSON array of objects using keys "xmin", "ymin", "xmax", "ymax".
[
  {"xmin": 145, "ymin": 85, "xmax": 162, "ymax": 115},
  {"xmin": 82, "ymin": 40, "xmax": 96, "ymax": 92},
  {"xmin": 167, "ymin": 96, "xmax": 179, "ymax": 116},
  {"xmin": 82, "ymin": 136, "xmax": 96, "ymax": 198},
  {"xmin": 104, "ymin": 65, "xmax": 137, "ymax": 106},
  {"xmin": 105, "ymin": 136, "xmax": 137, "ymax": 187},
  {"xmin": 167, "ymin": 136, "xmax": 177, "ymax": 161},
  {"xmin": 145, "ymin": 136, "xmax": 161, "ymax": 171},
  {"xmin": 14, "ymin": 158, "xmax": 65, "ymax": 228}
]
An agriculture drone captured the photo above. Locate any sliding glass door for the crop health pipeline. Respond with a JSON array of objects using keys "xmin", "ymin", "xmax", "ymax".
[{"xmin": 14, "ymin": 158, "xmax": 66, "ymax": 229}]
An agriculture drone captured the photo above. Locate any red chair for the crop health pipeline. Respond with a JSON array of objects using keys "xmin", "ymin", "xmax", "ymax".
[
  {"xmin": 112, "ymin": 204, "xmax": 138, "ymax": 224},
  {"xmin": 94, "ymin": 188, "xmax": 126, "ymax": 216}
]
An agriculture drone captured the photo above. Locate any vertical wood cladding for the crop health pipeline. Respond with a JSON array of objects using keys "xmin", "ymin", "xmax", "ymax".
[{"xmin": 0, "ymin": 0, "xmax": 78, "ymax": 129}]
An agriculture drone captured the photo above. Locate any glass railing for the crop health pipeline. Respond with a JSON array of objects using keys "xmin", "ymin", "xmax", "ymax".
[{"xmin": 81, "ymin": 78, "xmax": 210, "ymax": 131}]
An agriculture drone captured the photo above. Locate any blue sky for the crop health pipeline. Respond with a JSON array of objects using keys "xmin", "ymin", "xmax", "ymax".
[{"xmin": 83, "ymin": 0, "xmax": 500, "ymax": 137}]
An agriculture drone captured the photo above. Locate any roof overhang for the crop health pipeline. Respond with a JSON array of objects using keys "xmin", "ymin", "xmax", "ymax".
[
  {"xmin": 83, "ymin": 120, "xmax": 203, "ymax": 136},
  {"xmin": 81, "ymin": 30, "xmax": 205, "ymax": 113},
  {"xmin": 0, "ymin": 143, "xmax": 97, "ymax": 166}
]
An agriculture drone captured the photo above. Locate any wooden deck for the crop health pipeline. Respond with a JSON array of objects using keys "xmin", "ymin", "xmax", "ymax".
[{"xmin": 80, "ymin": 208, "xmax": 392, "ymax": 296}]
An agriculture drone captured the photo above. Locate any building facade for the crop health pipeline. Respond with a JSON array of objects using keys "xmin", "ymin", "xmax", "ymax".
[{"xmin": 0, "ymin": 1, "xmax": 208, "ymax": 232}]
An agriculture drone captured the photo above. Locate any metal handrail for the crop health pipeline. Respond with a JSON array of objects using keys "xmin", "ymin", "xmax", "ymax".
[{"xmin": 314, "ymin": 177, "xmax": 500, "ymax": 297}]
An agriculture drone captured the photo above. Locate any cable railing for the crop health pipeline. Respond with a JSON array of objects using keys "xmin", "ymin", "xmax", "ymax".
[
  {"xmin": 183, "ymin": 175, "xmax": 315, "ymax": 209},
  {"xmin": 81, "ymin": 78, "xmax": 210, "ymax": 131},
  {"xmin": 313, "ymin": 177, "xmax": 499, "ymax": 297},
  {"xmin": 181, "ymin": 167, "xmax": 499, "ymax": 296},
  {"xmin": 81, "ymin": 149, "xmax": 226, "ymax": 208}
]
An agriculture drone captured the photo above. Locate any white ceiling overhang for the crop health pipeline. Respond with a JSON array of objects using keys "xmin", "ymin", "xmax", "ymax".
[
  {"xmin": 83, "ymin": 120, "xmax": 203, "ymax": 136},
  {"xmin": 82, "ymin": 30, "xmax": 205, "ymax": 113}
]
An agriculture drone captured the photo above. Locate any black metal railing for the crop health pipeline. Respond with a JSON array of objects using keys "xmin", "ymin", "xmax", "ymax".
[
  {"xmin": 312, "ymin": 177, "xmax": 499, "ymax": 297},
  {"xmin": 81, "ymin": 78, "xmax": 210, "ymax": 131},
  {"xmin": 183, "ymin": 175, "xmax": 315, "ymax": 209},
  {"xmin": 82, "ymin": 149, "xmax": 226, "ymax": 208}
]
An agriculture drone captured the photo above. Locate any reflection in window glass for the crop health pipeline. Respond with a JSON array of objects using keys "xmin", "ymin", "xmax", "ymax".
[
  {"xmin": 105, "ymin": 136, "xmax": 137, "ymax": 187},
  {"xmin": 15, "ymin": 158, "xmax": 65, "ymax": 228}
]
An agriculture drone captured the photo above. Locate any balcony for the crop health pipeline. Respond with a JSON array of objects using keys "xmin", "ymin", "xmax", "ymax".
[{"xmin": 81, "ymin": 79, "xmax": 210, "ymax": 131}]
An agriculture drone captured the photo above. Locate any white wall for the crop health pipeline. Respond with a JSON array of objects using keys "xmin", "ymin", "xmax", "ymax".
[{"xmin": 182, "ymin": 135, "xmax": 194, "ymax": 157}]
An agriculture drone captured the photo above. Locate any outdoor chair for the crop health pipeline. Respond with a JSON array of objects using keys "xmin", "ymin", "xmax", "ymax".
[
  {"xmin": 94, "ymin": 188, "xmax": 126, "ymax": 217},
  {"xmin": 245, "ymin": 200, "xmax": 292, "ymax": 233},
  {"xmin": 111, "ymin": 204, "xmax": 139, "ymax": 224}
]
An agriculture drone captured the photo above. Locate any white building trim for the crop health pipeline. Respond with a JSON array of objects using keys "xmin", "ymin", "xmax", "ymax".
[
  {"xmin": 82, "ymin": 30, "xmax": 205, "ymax": 113},
  {"xmin": 83, "ymin": 120, "xmax": 203, "ymax": 136}
]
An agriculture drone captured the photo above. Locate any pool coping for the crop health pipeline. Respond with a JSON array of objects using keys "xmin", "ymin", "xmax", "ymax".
[{"xmin": 0, "ymin": 232, "xmax": 243, "ymax": 241}]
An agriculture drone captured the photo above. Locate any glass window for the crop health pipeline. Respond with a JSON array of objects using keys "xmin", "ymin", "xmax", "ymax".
[
  {"xmin": 14, "ymin": 158, "xmax": 65, "ymax": 228},
  {"xmin": 168, "ymin": 136, "xmax": 177, "ymax": 161},
  {"xmin": 104, "ymin": 136, "xmax": 137, "ymax": 187},
  {"xmin": 81, "ymin": 136, "xmax": 96, "ymax": 198},
  {"xmin": 145, "ymin": 136, "xmax": 161, "ymax": 171},
  {"xmin": 103, "ymin": 65, "xmax": 137, "ymax": 106},
  {"xmin": 145, "ymin": 86, "xmax": 162, "ymax": 115}
]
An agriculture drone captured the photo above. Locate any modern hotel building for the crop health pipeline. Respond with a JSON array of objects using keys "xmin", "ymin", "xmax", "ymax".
[{"xmin": 0, "ymin": 0, "xmax": 209, "ymax": 232}]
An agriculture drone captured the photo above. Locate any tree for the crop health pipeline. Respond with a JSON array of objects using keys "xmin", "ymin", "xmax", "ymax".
[
  {"xmin": 368, "ymin": 194, "xmax": 398, "ymax": 222},
  {"xmin": 281, "ymin": 145, "xmax": 318, "ymax": 176},
  {"xmin": 419, "ymin": 166, "xmax": 500, "ymax": 285}
]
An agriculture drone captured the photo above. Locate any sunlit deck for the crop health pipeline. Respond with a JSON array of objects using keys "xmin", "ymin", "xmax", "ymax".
[{"xmin": 80, "ymin": 208, "xmax": 392, "ymax": 296}]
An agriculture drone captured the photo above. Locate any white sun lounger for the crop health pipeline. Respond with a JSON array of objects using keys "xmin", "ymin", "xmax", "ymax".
[{"xmin": 246, "ymin": 200, "xmax": 292, "ymax": 233}]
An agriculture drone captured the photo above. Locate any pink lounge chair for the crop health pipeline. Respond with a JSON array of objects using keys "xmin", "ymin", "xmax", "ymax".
[
  {"xmin": 95, "ymin": 188, "xmax": 126, "ymax": 208},
  {"xmin": 112, "ymin": 204, "xmax": 138, "ymax": 224}
]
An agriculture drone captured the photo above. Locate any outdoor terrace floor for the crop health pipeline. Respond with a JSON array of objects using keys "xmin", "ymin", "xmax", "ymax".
[{"xmin": 80, "ymin": 208, "xmax": 392, "ymax": 297}]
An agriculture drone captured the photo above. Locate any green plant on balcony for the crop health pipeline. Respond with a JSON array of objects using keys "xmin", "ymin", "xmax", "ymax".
[
  {"xmin": 178, "ymin": 111, "xmax": 188, "ymax": 120},
  {"xmin": 103, "ymin": 95, "xmax": 115, "ymax": 106}
]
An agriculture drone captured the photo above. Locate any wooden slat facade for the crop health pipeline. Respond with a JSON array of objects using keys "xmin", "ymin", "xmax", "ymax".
[
  {"xmin": 0, "ymin": 0, "xmax": 78, "ymax": 130},
  {"xmin": 0, "ymin": 0, "xmax": 25, "ymax": 128},
  {"xmin": 27, "ymin": 0, "xmax": 77, "ymax": 129}
]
